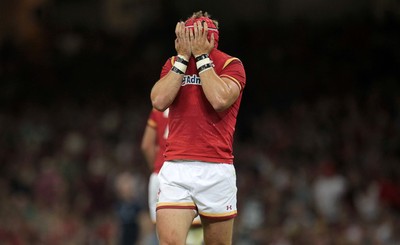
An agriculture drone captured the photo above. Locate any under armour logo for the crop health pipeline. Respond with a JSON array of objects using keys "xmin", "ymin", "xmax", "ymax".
[{"xmin": 226, "ymin": 205, "xmax": 232, "ymax": 210}]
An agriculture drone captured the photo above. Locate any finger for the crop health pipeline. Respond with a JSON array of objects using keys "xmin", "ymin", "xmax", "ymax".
[
  {"xmin": 197, "ymin": 21, "xmax": 204, "ymax": 38},
  {"xmin": 184, "ymin": 25, "xmax": 190, "ymax": 40},
  {"xmin": 175, "ymin": 22, "xmax": 180, "ymax": 37},
  {"xmin": 189, "ymin": 28, "xmax": 194, "ymax": 41},
  {"xmin": 210, "ymin": 33, "xmax": 215, "ymax": 48},
  {"xmin": 179, "ymin": 22, "xmax": 185, "ymax": 39},
  {"xmin": 203, "ymin": 21, "xmax": 208, "ymax": 39},
  {"xmin": 184, "ymin": 28, "xmax": 190, "ymax": 42},
  {"xmin": 193, "ymin": 22, "xmax": 199, "ymax": 39},
  {"xmin": 176, "ymin": 22, "xmax": 180, "ymax": 37}
]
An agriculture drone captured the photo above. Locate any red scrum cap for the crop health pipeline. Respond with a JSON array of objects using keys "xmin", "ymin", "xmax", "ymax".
[{"xmin": 185, "ymin": 16, "xmax": 219, "ymax": 48}]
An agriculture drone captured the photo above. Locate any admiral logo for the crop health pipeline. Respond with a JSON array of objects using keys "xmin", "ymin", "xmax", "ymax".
[{"xmin": 182, "ymin": 75, "xmax": 201, "ymax": 86}]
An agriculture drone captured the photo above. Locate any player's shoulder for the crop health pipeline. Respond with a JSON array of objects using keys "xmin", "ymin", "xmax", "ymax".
[
  {"xmin": 170, "ymin": 55, "xmax": 177, "ymax": 62},
  {"xmin": 210, "ymin": 49, "xmax": 231, "ymax": 60},
  {"xmin": 210, "ymin": 49, "xmax": 243, "ymax": 69},
  {"xmin": 161, "ymin": 56, "xmax": 176, "ymax": 68}
]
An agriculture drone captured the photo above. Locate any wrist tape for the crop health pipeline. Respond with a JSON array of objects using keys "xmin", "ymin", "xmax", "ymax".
[
  {"xmin": 195, "ymin": 54, "xmax": 213, "ymax": 74},
  {"xmin": 171, "ymin": 55, "xmax": 188, "ymax": 74}
]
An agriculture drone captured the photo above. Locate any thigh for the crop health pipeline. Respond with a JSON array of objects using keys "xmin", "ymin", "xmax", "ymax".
[
  {"xmin": 156, "ymin": 209, "xmax": 197, "ymax": 245},
  {"xmin": 201, "ymin": 217, "xmax": 234, "ymax": 245}
]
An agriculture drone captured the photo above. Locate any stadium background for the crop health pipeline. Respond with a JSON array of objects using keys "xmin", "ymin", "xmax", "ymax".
[{"xmin": 0, "ymin": 0, "xmax": 399, "ymax": 244}]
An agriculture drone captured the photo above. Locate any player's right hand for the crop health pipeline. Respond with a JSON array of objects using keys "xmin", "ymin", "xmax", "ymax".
[
  {"xmin": 190, "ymin": 21, "xmax": 215, "ymax": 57},
  {"xmin": 175, "ymin": 22, "xmax": 191, "ymax": 60}
]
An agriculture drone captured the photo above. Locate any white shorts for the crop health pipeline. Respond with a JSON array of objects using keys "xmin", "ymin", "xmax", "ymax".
[
  {"xmin": 148, "ymin": 172, "xmax": 160, "ymax": 223},
  {"xmin": 157, "ymin": 161, "xmax": 237, "ymax": 220},
  {"xmin": 149, "ymin": 172, "xmax": 202, "ymax": 224}
]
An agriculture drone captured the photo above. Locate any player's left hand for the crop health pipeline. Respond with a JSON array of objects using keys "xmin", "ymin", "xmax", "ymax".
[{"xmin": 190, "ymin": 21, "xmax": 215, "ymax": 57}]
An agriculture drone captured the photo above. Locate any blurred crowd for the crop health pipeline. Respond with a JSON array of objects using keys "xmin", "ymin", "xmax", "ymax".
[
  {"xmin": 234, "ymin": 91, "xmax": 400, "ymax": 244},
  {"xmin": 1, "ymin": 1, "xmax": 400, "ymax": 244},
  {"xmin": 1, "ymin": 91, "xmax": 400, "ymax": 244},
  {"xmin": 0, "ymin": 99, "xmax": 154, "ymax": 244}
]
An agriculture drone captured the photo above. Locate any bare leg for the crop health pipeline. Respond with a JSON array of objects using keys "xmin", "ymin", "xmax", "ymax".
[
  {"xmin": 202, "ymin": 218, "xmax": 234, "ymax": 245},
  {"xmin": 157, "ymin": 209, "xmax": 197, "ymax": 245}
]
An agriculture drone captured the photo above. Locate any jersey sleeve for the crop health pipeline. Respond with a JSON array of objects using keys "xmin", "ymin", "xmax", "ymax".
[
  {"xmin": 160, "ymin": 57, "xmax": 175, "ymax": 78},
  {"xmin": 220, "ymin": 59, "xmax": 246, "ymax": 91},
  {"xmin": 147, "ymin": 109, "xmax": 158, "ymax": 128}
]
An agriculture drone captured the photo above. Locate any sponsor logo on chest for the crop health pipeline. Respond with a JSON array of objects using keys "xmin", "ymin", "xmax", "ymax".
[{"xmin": 181, "ymin": 74, "xmax": 201, "ymax": 86}]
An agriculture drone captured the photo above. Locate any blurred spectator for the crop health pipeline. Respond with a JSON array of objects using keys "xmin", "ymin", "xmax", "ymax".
[
  {"xmin": 313, "ymin": 160, "xmax": 347, "ymax": 223},
  {"xmin": 114, "ymin": 171, "xmax": 145, "ymax": 245}
]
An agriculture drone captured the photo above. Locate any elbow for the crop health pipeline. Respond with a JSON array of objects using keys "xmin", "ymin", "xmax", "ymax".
[
  {"xmin": 151, "ymin": 95, "xmax": 170, "ymax": 112},
  {"xmin": 208, "ymin": 85, "xmax": 239, "ymax": 112},
  {"xmin": 210, "ymin": 89, "xmax": 240, "ymax": 112},
  {"xmin": 152, "ymin": 100, "xmax": 169, "ymax": 112},
  {"xmin": 151, "ymin": 88, "xmax": 167, "ymax": 111},
  {"xmin": 210, "ymin": 98, "xmax": 231, "ymax": 112},
  {"xmin": 213, "ymin": 104, "xmax": 230, "ymax": 112}
]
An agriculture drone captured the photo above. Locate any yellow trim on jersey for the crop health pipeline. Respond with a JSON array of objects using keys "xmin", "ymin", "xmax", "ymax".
[
  {"xmin": 220, "ymin": 74, "xmax": 242, "ymax": 90},
  {"xmin": 170, "ymin": 56, "xmax": 176, "ymax": 66},
  {"xmin": 222, "ymin": 57, "xmax": 240, "ymax": 69},
  {"xmin": 198, "ymin": 210, "xmax": 237, "ymax": 217},
  {"xmin": 147, "ymin": 118, "xmax": 157, "ymax": 128}
]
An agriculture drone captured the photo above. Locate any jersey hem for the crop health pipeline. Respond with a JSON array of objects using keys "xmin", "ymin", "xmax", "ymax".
[
  {"xmin": 199, "ymin": 212, "xmax": 237, "ymax": 221},
  {"xmin": 165, "ymin": 157, "xmax": 233, "ymax": 164}
]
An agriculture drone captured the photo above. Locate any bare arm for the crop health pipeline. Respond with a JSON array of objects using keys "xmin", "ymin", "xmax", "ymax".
[
  {"xmin": 150, "ymin": 70, "xmax": 183, "ymax": 112},
  {"xmin": 190, "ymin": 21, "xmax": 240, "ymax": 112},
  {"xmin": 151, "ymin": 22, "xmax": 191, "ymax": 111},
  {"xmin": 199, "ymin": 70, "xmax": 240, "ymax": 112},
  {"xmin": 140, "ymin": 125, "xmax": 158, "ymax": 170}
]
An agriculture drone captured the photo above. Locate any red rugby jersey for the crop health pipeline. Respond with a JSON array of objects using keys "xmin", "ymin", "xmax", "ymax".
[
  {"xmin": 159, "ymin": 49, "xmax": 246, "ymax": 163},
  {"xmin": 147, "ymin": 108, "xmax": 169, "ymax": 173}
]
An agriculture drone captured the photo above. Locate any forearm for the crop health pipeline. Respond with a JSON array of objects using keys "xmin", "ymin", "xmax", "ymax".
[
  {"xmin": 142, "ymin": 147, "xmax": 156, "ymax": 170},
  {"xmin": 151, "ymin": 21, "xmax": 191, "ymax": 111},
  {"xmin": 197, "ymin": 54, "xmax": 240, "ymax": 112},
  {"xmin": 151, "ymin": 71, "xmax": 183, "ymax": 111},
  {"xmin": 141, "ymin": 126, "xmax": 157, "ymax": 170},
  {"xmin": 199, "ymin": 70, "xmax": 231, "ymax": 111}
]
